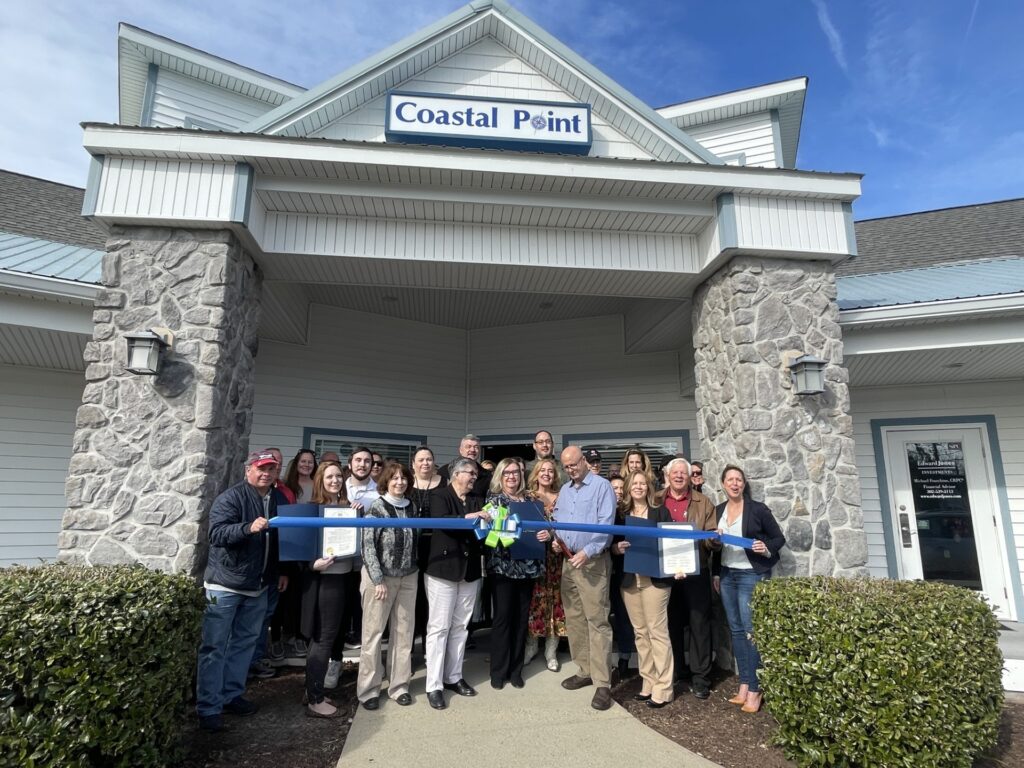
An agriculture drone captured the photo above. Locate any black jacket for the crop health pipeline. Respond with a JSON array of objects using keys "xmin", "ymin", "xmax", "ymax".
[
  {"xmin": 712, "ymin": 498, "xmax": 786, "ymax": 575},
  {"xmin": 424, "ymin": 486, "xmax": 482, "ymax": 582},
  {"xmin": 203, "ymin": 481, "xmax": 279, "ymax": 591}
]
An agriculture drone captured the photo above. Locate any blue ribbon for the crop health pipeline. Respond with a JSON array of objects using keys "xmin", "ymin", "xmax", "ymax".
[{"xmin": 269, "ymin": 515, "xmax": 757, "ymax": 550}]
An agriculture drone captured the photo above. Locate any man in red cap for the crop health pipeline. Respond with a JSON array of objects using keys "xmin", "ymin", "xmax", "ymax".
[{"xmin": 196, "ymin": 450, "xmax": 285, "ymax": 732}]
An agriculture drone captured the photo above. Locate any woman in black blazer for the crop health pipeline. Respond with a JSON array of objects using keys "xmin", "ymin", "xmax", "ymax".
[
  {"xmin": 612, "ymin": 471, "xmax": 678, "ymax": 708},
  {"xmin": 711, "ymin": 464, "xmax": 786, "ymax": 713},
  {"xmin": 422, "ymin": 456, "xmax": 492, "ymax": 710}
]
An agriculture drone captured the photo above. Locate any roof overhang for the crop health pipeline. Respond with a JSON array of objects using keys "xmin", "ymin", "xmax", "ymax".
[
  {"xmin": 117, "ymin": 23, "xmax": 305, "ymax": 126},
  {"xmin": 658, "ymin": 77, "xmax": 807, "ymax": 168}
]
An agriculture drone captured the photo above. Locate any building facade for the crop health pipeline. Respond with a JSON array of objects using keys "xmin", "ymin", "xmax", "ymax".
[{"xmin": 0, "ymin": 1, "xmax": 1021, "ymax": 627}]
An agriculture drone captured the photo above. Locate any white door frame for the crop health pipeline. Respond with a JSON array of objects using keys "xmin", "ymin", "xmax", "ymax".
[{"xmin": 878, "ymin": 420, "xmax": 1017, "ymax": 621}]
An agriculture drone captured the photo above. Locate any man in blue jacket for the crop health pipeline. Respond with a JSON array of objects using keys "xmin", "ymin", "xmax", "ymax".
[{"xmin": 196, "ymin": 450, "xmax": 284, "ymax": 732}]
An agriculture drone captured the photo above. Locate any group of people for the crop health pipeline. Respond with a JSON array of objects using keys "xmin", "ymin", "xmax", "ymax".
[{"xmin": 194, "ymin": 430, "xmax": 785, "ymax": 731}]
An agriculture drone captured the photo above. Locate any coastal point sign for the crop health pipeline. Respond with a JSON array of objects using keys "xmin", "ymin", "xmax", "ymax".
[{"xmin": 385, "ymin": 91, "xmax": 592, "ymax": 155}]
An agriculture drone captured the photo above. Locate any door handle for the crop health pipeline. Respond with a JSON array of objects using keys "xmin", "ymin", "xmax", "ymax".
[{"xmin": 899, "ymin": 512, "xmax": 914, "ymax": 548}]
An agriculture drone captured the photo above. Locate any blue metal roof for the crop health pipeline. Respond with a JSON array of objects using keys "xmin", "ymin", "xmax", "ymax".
[
  {"xmin": 836, "ymin": 257, "xmax": 1024, "ymax": 310},
  {"xmin": 0, "ymin": 230, "xmax": 103, "ymax": 284}
]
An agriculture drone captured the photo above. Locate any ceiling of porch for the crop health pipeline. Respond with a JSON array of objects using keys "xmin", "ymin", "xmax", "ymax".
[{"xmin": 845, "ymin": 343, "xmax": 1024, "ymax": 388}]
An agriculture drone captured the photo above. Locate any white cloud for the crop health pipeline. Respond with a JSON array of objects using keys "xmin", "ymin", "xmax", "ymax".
[{"xmin": 811, "ymin": 0, "xmax": 848, "ymax": 73}]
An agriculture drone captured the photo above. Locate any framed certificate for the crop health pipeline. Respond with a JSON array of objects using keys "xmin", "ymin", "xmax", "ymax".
[
  {"xmin": 659, "ymin": 522, "xmax": 699, "ymax": 576},
  {"xmin": 322, "ymin": 506, "xmax": 359, "ymax": 559}
]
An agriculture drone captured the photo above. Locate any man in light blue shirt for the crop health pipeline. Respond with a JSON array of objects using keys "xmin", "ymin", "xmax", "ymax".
[{"xmin": 552, "ymin": 445, "xmax": 616, "ymax": 710}]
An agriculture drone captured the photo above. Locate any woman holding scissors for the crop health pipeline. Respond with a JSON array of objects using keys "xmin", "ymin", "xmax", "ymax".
[
  {"xmin": 712, "ymin": 464, "xmax": 786, "ymax": 713},
  {"xmin": 611, "ymin": 470, "xmax": 677, "ymax": 708}
]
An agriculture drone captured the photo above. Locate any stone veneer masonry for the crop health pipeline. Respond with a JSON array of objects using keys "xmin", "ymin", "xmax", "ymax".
[
  {"xmin": 693, "ymin": 256, "xmax": 868, "ymax": 577},
  {"xmin": 58, "ymin": 227, "xmax": 262, "ymax": 576}
]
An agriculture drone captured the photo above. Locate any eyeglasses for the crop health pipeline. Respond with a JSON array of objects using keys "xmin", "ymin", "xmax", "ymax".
[
  {"xmin": 372, "ymin": 461, "xmax": 384, "ymax": 467},
  {"xmin": 691, "ymin": 471, "xmax": 703, "ymax": 477},
  {"xmin": 561, "ymin": 458, "xmax": 584, "ymax": 471},
  {"xmin": 501, "ymin": 469, "xmax": 521, "ymax": 477},
  {"xmin": 456, "ymin": 470, "xmax": 479, "ymax": 478}
]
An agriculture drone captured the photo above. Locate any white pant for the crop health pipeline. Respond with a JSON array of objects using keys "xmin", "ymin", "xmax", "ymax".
[{"xmin": 424, "ymin": 574, "xmax": 480, "ymax": 693}]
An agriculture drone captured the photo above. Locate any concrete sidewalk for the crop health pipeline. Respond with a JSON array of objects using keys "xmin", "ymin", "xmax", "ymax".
[{"xmin": 338, "ymin": 636, "xmax": 718, "ymax": 768}]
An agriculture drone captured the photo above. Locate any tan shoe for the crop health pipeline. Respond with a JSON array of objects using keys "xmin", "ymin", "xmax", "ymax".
[
  {"xmin": 728, "ymin": 684, "xmax": 749, "ymax": 705},
  {"xmin": 741, "ymin": 691, "xmax": 763, "ymax": 713}
]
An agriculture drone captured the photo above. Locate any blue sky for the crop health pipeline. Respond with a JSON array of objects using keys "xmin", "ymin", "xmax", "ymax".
[{"xmin": 1, "ymin": 0, "xmax": 1020, "ymax": 219}]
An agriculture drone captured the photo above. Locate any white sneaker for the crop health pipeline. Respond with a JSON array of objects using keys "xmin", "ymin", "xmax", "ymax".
[
  {"xmin": 524, "ymin": 635, "xmax": 538, "ymax": 664},
  {"xmin": 544, "ymin": 636, "xmax": 560, "ymax": 672},
  {"xmin": 324, "ymin": 659, "xmax": 342, "ymax": 689}
]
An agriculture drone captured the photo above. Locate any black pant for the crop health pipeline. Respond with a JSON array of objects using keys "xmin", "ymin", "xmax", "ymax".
[
  {"xmin": 272, "ymin": 562, "xmax": 302, "ymax": 641},
  {"xmin": 489, "ymin": 575, "xmax": 534, "ymax": 682},
  {"xmin": 305, "ymin": 573, "xmax": 346, "ymax": 705},
  {"xmin": 331, "ymin": 570, "xmax": 362, "ymax": 659},
  {"xmin": 668, "ymin": 571, "xmax": 713, "ymax": 688},
  {"xmin": 609, "ymin": 562, "xmax": 636, "ymax": 655}
]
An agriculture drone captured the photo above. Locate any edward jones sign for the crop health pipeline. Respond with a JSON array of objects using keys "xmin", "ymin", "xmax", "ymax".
[{"xmin": 385, "ymin": 91, "xmax": 592, "ymax": 155}]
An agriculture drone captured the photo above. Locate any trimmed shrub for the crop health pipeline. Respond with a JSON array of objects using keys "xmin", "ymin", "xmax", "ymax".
[
  {"xmin": 0, "ymin": 564, "xmax": 205, "ymax": 767},
  {"xmin": 752, "ymin": 577, "xmax": 1003, "ymax": 767}
]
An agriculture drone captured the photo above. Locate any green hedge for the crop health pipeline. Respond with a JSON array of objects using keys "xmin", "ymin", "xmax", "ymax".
[
  {"xmin": 752, "ymin": 577, "xmax": 1003, "ymax": 768},
  {"xmin": 0, "ymin": 564, "xmax": 205, "ymax": 768}
]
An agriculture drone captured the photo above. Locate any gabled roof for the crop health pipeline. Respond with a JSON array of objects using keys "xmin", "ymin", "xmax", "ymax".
[
  {"xmin": 242, "ymin": 0, "xmax": 719, "ymax": 165},
  {"xmin": 836, "ymin": 256, "xmax": 1024, "ymax": 310},
  {"xmin": 0, "ymin": 170, "xmax": 106, "ymax": 250},
  {"xmin": 657, "ymin": 77, "xmax": 807, "ymax": 169},
  {"xmin": 118, "ymin": 23, "xmax": 305, "ymax": 126},
  {"xmin": 845, "ymin": 197, "xmax": 1024, "ymax": 276}
]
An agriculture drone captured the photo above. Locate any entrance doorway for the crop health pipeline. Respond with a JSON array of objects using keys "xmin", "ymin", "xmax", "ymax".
[
  {"xmin": 480, "ymin": 441, "xmax": 533, "ymax": 465},
  {"xmin": 881, "ymin": 425, "xmax": 1014, "ymax": 619}
]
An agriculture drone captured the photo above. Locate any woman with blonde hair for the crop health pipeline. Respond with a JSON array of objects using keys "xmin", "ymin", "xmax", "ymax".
[
  {"xmin": 525, "ymin": 458, "xmax": 565, "ymax": 671},
  {"xmin": 485, "ymin": 457, "xmax": 543, "ymax": 688},
  {"xmin": 612, "ymin": 470, "xmax": 676, "ymax": 708}
]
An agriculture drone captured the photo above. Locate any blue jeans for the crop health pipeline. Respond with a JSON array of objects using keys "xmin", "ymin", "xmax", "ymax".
[
  {"xmin": 196, "ymin": 588, "xmax": 267, "ymax": 717},
  {"xmin": 719, "ymin": 567, "xmax": 767, "ymax": 692},
  {"xmin": 250, "ymin": 583, "xmax": 280, "ymax": 667}
]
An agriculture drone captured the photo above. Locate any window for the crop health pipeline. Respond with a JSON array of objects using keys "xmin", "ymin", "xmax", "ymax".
[
  {"xmin": 563, "ymin": 431, "xmax": 690, "ymax": 478},
  {"xmin": 304, "ymin": 429, "xmax": 426, "ymax": 467}
]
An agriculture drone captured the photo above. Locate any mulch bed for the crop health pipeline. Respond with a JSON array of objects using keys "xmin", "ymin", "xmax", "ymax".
[
  {"xmin": 178, "ymin": 661, "xmax": 1023, "ymax": 767},
  {"xmin": 179, "ymin": 664, "xmax": 356, "ymax": 768},
  {"xmin": 611, "ymin": 669, "xmax": 1024, "ymax": 768}
]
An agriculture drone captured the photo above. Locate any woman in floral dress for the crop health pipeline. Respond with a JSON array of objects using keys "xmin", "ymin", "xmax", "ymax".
[{"xmin": 525, "ymin": 458, "xmax": 565, "ymax": 671}]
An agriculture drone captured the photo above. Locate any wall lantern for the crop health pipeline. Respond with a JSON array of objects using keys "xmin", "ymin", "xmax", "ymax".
[
  {"xmin": 124, "ymin": 328, "xmax": 174, "ymax": 375},
  {"xmin": 788, "ymin": 354, "xmax": 827, "ymax": 395}
]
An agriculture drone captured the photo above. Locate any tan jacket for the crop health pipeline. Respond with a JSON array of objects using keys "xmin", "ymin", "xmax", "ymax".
[{"xmin": 658, "ymin": 487, "xmax": 720, "ymax": 569}]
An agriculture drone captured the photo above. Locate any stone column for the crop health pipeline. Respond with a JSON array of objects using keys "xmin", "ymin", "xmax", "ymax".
[
  {"xmin": 692, "ymin": 256, "xmax": 867, "ymax": 577},
  {"xmin": 58, "ymin": 227, "xmax": 262, "ymax": 576}
]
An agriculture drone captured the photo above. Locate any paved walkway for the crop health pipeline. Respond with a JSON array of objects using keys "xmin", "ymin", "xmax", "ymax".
[{"xmin": 337, "ymin": 634, "xmax": 718, "ymax": 768}]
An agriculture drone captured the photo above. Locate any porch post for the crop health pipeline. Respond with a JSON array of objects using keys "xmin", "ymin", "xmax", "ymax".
[
  {"xmin": 692, "ymin": 255, "xmax": 867, "ymax": 577},
  {"xmin": 58, "ymin": 227, "xmax": 262, "ymax": 576}
]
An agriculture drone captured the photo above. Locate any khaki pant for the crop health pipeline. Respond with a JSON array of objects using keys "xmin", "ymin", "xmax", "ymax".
[
  {"xmin": 560, "ymin": 551, "xmax": 613, "ymax": 688},
  {"xmin": 356, "ymin": 568, "xmax": 418, "ymax": 702},
  {"xmin": 622, "ymin": 576, "xmax": 673, "ymax": 703}
]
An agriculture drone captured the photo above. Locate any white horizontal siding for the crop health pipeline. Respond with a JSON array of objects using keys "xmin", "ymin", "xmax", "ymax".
[
  {"xmin": 734, "ymin": 194, "xmax": 849, "ymax": 255},
  {"xmin": 257, "ymin": 212, "xmax": 699, "ymax": 272},
  {"xmin": 149, "ymin": 68, "xmax": 276, "ymax": 130},
  {"xmin": 95, "ymin": 158, "xmax": 236, "ymax": 221},
  {"xmin": 686, "ymin": 112, "xmax": 777, "ymax": 168},
  {"xmin": 249, "ymin": 304, "xmax": 467, "ymax": 467},
  {"xmin": 468, "ymin": 314, "xmax": 697, "ymax": 445},
  {"xmin": 850, "ymin": 380, "xmax": 1024, "ymax": 596},
  {"xmin": 0, "ymin": 364, "xmax": 83, "ymax": 567},
  {"xmin": 312, "ymin": 38, "xmax": 656, "ymax": 161}
]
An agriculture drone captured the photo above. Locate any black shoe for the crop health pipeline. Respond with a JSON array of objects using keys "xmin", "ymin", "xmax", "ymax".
[
  {"xmin": 395, "ymin": 693, "xmax": 412, "ymax": 706},
  {"xmin": 693, "ymin": 685, "xmax": 711, "ymax": 700},
  {"xmin": 490, "ymin": 678, "xmax": 505, "ymax": 690},
  {"xmin": 362, "ymin": 697, "xmax": 379, "ymax": 711},
  {"xmin": 646, "ymin": 699, "xmax": 670, "ymax": 709},
  {"xmin": 443, "ymin": 679, "xmax": 477, "ymax": 697},
  {"xmin": 561, "ymin": 675, "xmax": 593, "ymax": 690},
  {"xmin": 427, "ymin": 690, "xmax": 447, "ymax": 710},
  {"xmin": 632, "ymin": 693, "xmax": 651, "ymax": 702},
  {"xmin": 198, "ymin": 714, "xmax": 225, "ymax": 732},
  {"xmin": 510, "ymin": 675, "xmax": 525, "ymax": 689},
  {"xmin": 591, "ymin": 687, "xmax": 612, "ymax": 710},
  {"xmin": 223, "ymin": 697, "xmax": 259, "ymax": 716}
]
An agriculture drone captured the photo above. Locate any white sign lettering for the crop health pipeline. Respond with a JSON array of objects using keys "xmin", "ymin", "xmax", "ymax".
[{"xmin": 385, "ymin": 91, "xmax": 592, "ymax": 154}]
